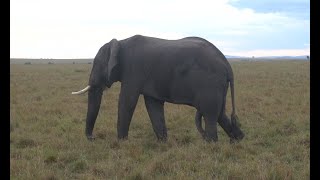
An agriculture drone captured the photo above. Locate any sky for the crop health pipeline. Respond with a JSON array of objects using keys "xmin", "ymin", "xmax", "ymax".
[{"xmin": 10, "ymin": 0, "xmax": 310, "ymax": 58}]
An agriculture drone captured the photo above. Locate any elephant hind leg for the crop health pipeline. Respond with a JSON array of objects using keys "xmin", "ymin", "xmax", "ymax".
[
  {"xmin": 220, "ymin": 114, "xmax": 244, "ymax": 143},
  {"xmin": 197, "ymin": 91, "xmax": 223, "ymax": 142},
  {"xmin": 202, "ymin": 113, "xmax": 219, "ymax": 142},
  {"xmin": 217, "ymin": 86, "xmax": 235, "ymax": 139},
  {"xmin": 144, "ymin": 95, "xmax": 167, "ymax": 141},
  {"xmin": 198, "ymin": 103, "xmax": 220, "ymax": 142},
  {"xmin": 218, "ymin": 83, "xmax": 244, "ymax": 142},
  {"xmin": 218, "ymin": 113, "xmax": 235, "ymax": 139}
]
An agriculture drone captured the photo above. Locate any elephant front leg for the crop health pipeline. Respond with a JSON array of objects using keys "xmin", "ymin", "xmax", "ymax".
[
  {"xmin": 144, "ymin": 95, "xmax": 167, "ymax": 141},
  {"xmin": 117, "ymin": 85, "xmax": 140, "ymax": 140}
]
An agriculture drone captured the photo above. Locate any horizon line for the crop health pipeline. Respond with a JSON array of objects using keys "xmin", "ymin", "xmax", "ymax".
[{"xmin": 10, "ymin": 54, "xmax": 310, "ymax": 59}]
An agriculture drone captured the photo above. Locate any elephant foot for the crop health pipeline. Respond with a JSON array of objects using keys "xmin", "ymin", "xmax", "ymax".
[
  {"xmin": 118, "ymin": 130, "xmax": 129, "ymax": 140},
  {"xmin": 230, "ymin": 124, "xmax": 244, "ymax": 141},
  {"xmin": 203, "ymin": 133, "xmax": 218, "ymax": 142},
  {"xmin": 157, "ymin": 135, "xmax": 167, "ymax": 142},
  {"xmin": 204, "ymin": 138, "xmax": 218, "ymax": 143},
  {"xmin": 155, "ymin": 132, "xmax": 167, "ymax": 142},
  {"xmin": 117, "ymin": 135, "xmax": 128, "ymax": 141},
  {"xmin": 230, "ymin": 138, "xmax": 241, "ymax": 144},
  {"xmin": 86, "ymin": 135, "xmax": 95, "ymax": 141},
  {"xmin": 238, "ymin": 131, "xmax": 245, "ymax": 140},
  {"xmin": 229, "ymin": 131, "xmax": 244, "ymax": 144}
]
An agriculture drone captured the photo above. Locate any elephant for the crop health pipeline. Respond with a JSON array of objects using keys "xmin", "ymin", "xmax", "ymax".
[{"xmin": 72, "ymin": 35, "xmax": 244, "ymax": 142}]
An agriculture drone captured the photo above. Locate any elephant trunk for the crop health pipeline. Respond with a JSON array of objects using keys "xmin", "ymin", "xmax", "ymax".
[{"xmin": 85, "ymin": 87, "xmax": 104, "ymax": 140}]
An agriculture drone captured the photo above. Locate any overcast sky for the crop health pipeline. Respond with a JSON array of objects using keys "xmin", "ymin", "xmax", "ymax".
[{"xmin": 10, "ymin": 0, "xmax": 310, "ymax": 58}]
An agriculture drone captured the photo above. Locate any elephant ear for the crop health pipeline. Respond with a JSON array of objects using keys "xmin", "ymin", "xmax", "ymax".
[{"xmin": 107, "ymin": 39, "xmax": 120, "ymax": 82}]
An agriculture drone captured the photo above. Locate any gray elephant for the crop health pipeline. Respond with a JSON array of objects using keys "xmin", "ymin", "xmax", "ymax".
[{"xmin": 72, "ymin": 35, "xmax": 244, "ymax": 142}]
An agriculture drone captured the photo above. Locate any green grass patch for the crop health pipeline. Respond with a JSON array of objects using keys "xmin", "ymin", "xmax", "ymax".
[{"xmin": 10, "ymin": 61, "xmax": 309, "ymax": 179}]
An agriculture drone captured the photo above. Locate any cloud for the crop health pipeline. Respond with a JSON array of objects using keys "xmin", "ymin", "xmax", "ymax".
[
  {"xmin": 10, "ymin": 0, "xmax": 309, "ymax": 58},
  {"xmin": 229, "ymin": 0, "xmax": 310, "ymax": 19},
  {"xmin": 226, "ymin": 48, "xmax": 310, "ymax": 57}
]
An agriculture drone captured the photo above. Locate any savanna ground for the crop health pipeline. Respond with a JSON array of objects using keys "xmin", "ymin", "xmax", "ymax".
[{"xmin": 10, "ymin": 60, "xmax": 310, "ymax": 179}]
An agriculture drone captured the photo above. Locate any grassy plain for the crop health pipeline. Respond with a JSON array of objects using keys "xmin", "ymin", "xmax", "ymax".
[{"xmin": 10, "ymin": 60, "xmax": 309, "ymax": 179}]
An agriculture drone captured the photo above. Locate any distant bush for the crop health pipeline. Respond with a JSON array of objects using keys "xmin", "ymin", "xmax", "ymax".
[
  {"xmin": 48, "ymin": 62, "xmax": 54, "ymax": 64},
  {"xmin": 88, "ymin": 62, "xmax": 92, "ymax": 64},
  {"xmin": 24, "ymin": 62, "xmax": 31, "ymax": 65}
]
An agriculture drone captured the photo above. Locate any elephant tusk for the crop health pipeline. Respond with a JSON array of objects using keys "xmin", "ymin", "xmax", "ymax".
[{"xmin": 71, "ymin": 85, "xmax": 91, "ymax": 95}]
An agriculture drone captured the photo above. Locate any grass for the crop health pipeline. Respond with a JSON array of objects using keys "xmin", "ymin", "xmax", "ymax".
[{"xmin": 10, "ymin": 60, "xmax": 310, "ymax": 179}]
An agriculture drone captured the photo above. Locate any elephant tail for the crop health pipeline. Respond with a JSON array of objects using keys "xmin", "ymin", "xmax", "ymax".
[
  {"xmin": 230, "ymin": 78, "xmax": 239, "ymax": 127},
  {"xmin": 195, "ymin": 111, "xmax": 205, "ymax": 137}
]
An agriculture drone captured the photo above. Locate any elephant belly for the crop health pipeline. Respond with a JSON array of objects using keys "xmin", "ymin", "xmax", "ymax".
[
  {"xmin": 141, "ymin": 77, "xmax": 194, "ymax": 106},
  {"xmin": 141, "ymin": 74, "xmax": 201, "ymax": 106}
]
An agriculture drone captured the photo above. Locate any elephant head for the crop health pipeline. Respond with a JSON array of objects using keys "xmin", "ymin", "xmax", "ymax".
[{"xmin": 72, "ymin": 39, "xmax": 120, "ymax": 140}]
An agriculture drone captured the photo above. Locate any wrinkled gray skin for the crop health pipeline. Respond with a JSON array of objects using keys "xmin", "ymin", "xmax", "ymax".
[{"xmin": 84, "ymin": 35, "xmax": 244, "ymax": 142}]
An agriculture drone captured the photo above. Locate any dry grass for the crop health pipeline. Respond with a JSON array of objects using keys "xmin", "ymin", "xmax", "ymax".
[{"xmin": 10, "ymin": 61, "xmax": 310, "ymax": 179}]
